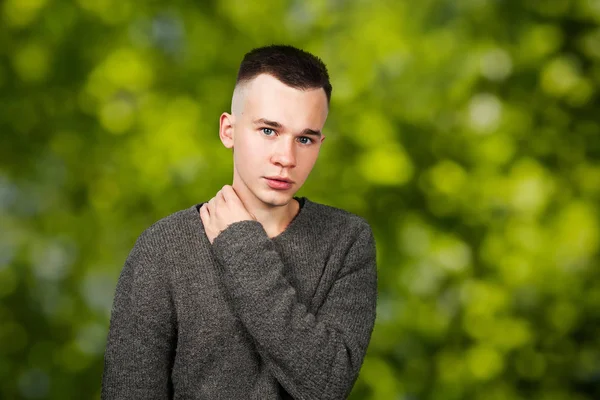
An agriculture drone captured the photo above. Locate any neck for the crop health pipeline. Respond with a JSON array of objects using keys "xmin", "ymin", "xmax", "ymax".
[{"xmin": 232, "ymin": 179, "xmax": 299, "ymax": 238}]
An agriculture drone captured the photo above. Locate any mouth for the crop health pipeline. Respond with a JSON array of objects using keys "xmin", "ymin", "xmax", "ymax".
[
  {"xmin": 265, "ymin": 176, "xmax": 294, "ymax": 183},
  {"xmin": 264, "ymin": 176, "xmax": 294, "ymax": 190}
]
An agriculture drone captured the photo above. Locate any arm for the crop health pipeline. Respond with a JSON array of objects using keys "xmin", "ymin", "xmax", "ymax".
[
  {"xmin": 101, "ymin": 234, "xmax": 176, "ymax": 400},
  {"xmin": 211, "ymin": 221, "xmax": 378, "ymax": 400}
]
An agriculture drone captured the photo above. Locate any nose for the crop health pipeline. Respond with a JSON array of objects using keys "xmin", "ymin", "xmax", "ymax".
[{"xmin": 270, "ymin": 137, "xmax": 296, "ymax": 168}]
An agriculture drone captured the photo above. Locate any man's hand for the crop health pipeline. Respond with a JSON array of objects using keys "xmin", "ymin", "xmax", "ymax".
[{"xmin": 200, "ymin": 185, "xmax": 255, "ymax": 244}]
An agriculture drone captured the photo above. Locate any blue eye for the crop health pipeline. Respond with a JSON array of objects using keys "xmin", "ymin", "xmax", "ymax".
[
  {"xmin": 262, "ymin": 128, "xmax": 275, "ymax": 136},
  {"xmin": 298, "ymin": 136, "xmax": 313, "ymax": 145}
]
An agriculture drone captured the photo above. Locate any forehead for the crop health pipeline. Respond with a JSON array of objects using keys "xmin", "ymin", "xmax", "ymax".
[{"xmin": 238, "ymin": 74, "xmax": 328, "ymax": 128}]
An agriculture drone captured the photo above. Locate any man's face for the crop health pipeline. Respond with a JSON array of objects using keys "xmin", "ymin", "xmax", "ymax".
[{"xmin": 221, "ymin": 74, "xmax": 328, "ymax": 208}]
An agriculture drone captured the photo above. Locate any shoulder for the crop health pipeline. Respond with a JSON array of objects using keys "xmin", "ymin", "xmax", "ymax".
[
  {"xmin": 303, "ymin": 199, "xmax": 374, "ymax": 245},
  {"xmin": 129, "ymin": 204, "xmax": 204, "ymax": 261},
  {"xmin": 303, "ymin": 200, "xmax": 376, "ymax": 273},
  {"xmin": 305, "ymin": 199, "xmax": 372, "ymax": 231}
]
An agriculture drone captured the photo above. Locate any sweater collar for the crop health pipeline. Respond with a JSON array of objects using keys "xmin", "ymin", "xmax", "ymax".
[{"xmin": 192, "ymin": 196, "xmax": 311, "ymax": 241}]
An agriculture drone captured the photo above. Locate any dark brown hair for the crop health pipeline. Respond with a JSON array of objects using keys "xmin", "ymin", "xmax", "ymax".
[{"xmin": 236, "ymin": 45, "xmax": 332, "ymax": 103}]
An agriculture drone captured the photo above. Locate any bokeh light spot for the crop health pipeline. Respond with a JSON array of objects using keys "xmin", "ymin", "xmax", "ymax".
[
  {"xmin": 358, "ymin": 145, "xmax": 413, "ymax": 186},
  {"xmin": 2, "ymin": 0, "xmax": 48, "ymax": 28},
  {"xmin": 480, "ymin": 48, "xmax": 513, "ymax": 81},
  {"xmin": 99, "ymin": 97, "xmax": 136, "ymax": 134},
  {"xmin": 467, "ymin": 345, "xmax": 504, "ymax": 381},
  {"xmin": 12, "ymin": 43, "xmax": 51, "ymax": 83},
  {"xmin": 468, "ymin": 93, "xmax": 502, "ymax": 133}
]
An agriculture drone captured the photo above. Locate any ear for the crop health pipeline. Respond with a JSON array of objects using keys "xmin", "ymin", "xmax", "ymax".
[{"xmin": 219, "ymin": 112, "xmax": 235, "ymax": 149}]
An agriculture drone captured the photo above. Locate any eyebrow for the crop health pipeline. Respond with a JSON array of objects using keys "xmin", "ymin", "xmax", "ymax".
[{"xmin": 253, "ymin": 118, "xmax": 322, "ymax": 137}]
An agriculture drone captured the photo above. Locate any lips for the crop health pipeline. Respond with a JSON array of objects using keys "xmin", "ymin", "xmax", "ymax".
[
  {"xmin": 264, "ymin": 176, "xmax": 294, "ymax": 190},
  {"xmin": 265, "ymin": 176, "xmax": 293, "ymax": 183}
]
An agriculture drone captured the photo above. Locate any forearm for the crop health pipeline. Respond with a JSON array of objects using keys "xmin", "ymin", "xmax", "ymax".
[{"xmin": 212, "ymin": 221, "xmax": 377, "ymax": 400}]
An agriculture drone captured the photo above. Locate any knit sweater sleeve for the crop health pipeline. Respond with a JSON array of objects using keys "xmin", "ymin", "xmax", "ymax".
[
  {"xmin": 211, "ymin": 220, "xmax": 377, "ymax": 400},
  {"xmin": 101, "ymin": 231, "xmax": 177, "ymax": 400}
]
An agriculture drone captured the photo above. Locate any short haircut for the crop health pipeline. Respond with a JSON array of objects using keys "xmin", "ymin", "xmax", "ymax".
[{"xmin": 236, "ymin": 44, "xmax": 332, "ymax": 104}]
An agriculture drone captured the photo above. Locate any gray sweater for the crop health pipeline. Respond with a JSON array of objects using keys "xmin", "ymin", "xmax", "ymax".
[{"xmin": 101, "ymin": 198, "xmax": 378, "ymax": 400}]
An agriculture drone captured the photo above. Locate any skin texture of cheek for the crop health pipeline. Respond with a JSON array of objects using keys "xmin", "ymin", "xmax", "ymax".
[{"xmin": 231, "ymin": 132, "xmax": 275, "ymax": 205}]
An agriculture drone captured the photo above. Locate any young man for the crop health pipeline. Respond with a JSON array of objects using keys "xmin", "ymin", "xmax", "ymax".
[{"xmin": 102, "ymin": 45, "xmax": 378, "ymax": 400}]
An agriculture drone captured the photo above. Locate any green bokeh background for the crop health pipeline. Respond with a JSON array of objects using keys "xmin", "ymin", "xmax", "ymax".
[{"xmin": 2, "ymin": 0, "xmax": 600, "ymax": 399}]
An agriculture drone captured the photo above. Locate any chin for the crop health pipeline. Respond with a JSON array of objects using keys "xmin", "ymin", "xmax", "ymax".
[{"xmin": 257, "ymin": 189, "xmax": 295, "ymax": 208}]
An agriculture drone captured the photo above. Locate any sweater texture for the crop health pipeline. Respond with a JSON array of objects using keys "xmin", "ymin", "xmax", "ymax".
[{"xmin": 101, "ymin": 197, "xmax": 378, "ymax": 400}]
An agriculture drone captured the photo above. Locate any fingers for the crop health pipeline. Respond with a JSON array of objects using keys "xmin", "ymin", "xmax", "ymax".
[
  {"xmin": 207, "ymin": 186, "xmax": 250, "ymax": 223},
  {"xmin": 220, "ymin": 185, "xmax": 231, "ymax": 202},
  {"xmin": 199, "ymin": 203, "xmax": 209, "ymax": 224},
  {"xmin": 217, "ymin": 187, "xmax": 226, "ymax": 205},
  {"xmin": 199, "ymin": 203, "xmax": 215, "ymax": 244},
  {"xmin": 221, "ymin": 185, "xmax": 243, "ymax": 208},
  {"xmin": 208, "ymin": 197, "xmax": 216, "ymax": 214}
]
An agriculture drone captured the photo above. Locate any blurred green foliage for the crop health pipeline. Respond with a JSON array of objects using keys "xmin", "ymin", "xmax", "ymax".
[{"xmin": 2, "ymin": 0, "xmax": 600, "ymax": 399}]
